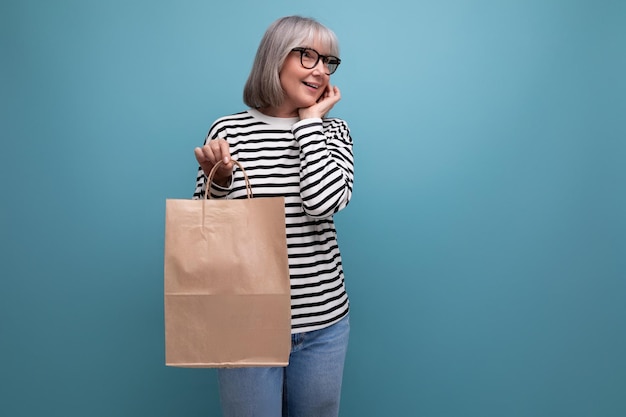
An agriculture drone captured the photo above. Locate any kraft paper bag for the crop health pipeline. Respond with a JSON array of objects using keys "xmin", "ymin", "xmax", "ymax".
[{"xmin": 164, "ymin": 160, "xmax": 291, "ymax": 368}]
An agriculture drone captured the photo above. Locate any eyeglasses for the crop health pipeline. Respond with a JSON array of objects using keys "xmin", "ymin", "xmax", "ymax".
[{"xmin": 291, "ymin": 47, "xmax": 341, "ymax": 75}]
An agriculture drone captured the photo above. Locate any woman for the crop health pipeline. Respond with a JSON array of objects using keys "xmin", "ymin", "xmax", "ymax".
[{"xmin": 192, "ymin": 15, "xmax": 354, "ymax": 417}]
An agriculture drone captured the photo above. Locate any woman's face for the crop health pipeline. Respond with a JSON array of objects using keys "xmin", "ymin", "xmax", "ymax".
[{"xmin": 273, "ymin": 39, "xmax": 331, "ymax": 118}]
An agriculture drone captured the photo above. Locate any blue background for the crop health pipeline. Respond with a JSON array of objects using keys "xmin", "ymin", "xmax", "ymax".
[{"xmin": 2, "ymin": 0, "xmax": 624, "ymax": 416}]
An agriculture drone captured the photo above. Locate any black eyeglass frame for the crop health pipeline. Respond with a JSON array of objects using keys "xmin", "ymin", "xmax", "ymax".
[{"xmin": 291, "ymin": 47, "xmax": 341, "ymax": 75}]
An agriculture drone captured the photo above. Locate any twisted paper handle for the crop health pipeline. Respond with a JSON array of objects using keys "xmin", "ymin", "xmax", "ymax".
[{"xmin": 205, "ymin": 159, "xmax": 253, "ymax": 199}]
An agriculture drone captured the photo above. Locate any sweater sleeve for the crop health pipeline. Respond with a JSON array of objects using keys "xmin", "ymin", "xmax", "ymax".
[{"xmin": 292, "ymin": 117, "xmax": 354, "ymax": 218}]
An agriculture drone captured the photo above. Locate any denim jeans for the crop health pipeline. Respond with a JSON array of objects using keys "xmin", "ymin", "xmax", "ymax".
[{"xmin": 217, "ymin": 314, "xmax": 350, "ymax": 417}]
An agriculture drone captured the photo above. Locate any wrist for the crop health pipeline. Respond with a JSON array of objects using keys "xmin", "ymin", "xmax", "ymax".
[
  {"xmin": 298, "ymin": 109, "xmax": 322, "ymax": 120},
  {"xmin": 212, "ymin": 175, "xmax": 231, "ymax": 188}
]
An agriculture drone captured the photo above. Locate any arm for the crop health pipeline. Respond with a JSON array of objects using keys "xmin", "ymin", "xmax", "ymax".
[{"xmin": 293, "ymin": 117, "xmax": 354, "ymax": 218}]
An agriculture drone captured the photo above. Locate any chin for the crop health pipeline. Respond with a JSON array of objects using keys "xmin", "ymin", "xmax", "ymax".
[{"xmin": 295, "ymin": 100, "xmax": 317, "ymax": 110}]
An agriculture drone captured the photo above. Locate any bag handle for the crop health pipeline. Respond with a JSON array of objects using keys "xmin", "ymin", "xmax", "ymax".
[{"xmin": 205, "ymin": 159, "xmax": 253, "ymax": 199}]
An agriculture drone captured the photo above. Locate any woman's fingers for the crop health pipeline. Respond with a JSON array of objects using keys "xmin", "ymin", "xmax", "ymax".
[
  {"xmin": 299, "ymin": 85, "xmax": 341, "ymax": 120},
  {"xmin": 193, "ymin": 147, "xmax": 205, "ymax": 163},
  {"xmin": 194, "ymin": 138, "xmax": 233, "ymax": 183},
  {"xmin": 216, "ymin": 139, "xmax": 232, "ymax": 165},
  {"xmin": 317, "ymin": 85, "xmax": 341, "ymax": 113}
]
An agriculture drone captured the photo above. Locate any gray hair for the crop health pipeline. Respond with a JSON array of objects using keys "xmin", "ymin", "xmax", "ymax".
[{"xmin": 243, "ymin": 16, "xmax": 340, "ymax": 109}]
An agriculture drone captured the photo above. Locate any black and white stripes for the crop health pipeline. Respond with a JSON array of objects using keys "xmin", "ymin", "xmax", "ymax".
[{"xmin": 193, "ymin": 109, "xmax": 354, "ymax": 333}]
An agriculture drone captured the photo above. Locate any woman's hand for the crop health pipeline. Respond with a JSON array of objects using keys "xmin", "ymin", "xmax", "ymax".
[
  {"xmin": 193, "ymin": 138, "xmax": 233, "ymax": 187},
  {"xmin": 298, "ymin": 85, "xmax": 341, "ymax": 120}
]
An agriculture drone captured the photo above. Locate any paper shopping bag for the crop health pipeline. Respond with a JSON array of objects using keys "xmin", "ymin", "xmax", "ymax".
[{"xmin": 164, "ymin": 160, "xmax": 291, "ymax": 367}]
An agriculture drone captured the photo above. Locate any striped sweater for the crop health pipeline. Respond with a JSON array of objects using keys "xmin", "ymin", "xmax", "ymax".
[{"xmin": 193, "ymin": 109, "xmax": 354, "ymax": 333}]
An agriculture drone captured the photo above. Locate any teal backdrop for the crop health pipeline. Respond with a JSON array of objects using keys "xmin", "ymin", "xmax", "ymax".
[{"xmin": 2, "ymin": 0, "xmax": 624, "ymax": 416}]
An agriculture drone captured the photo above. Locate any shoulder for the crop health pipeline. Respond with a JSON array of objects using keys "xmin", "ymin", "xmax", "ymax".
[
  {"xmin": 323, "ymin": 117, "xmax": 349, "ymax": 130},
  {"xmin": 211, "ymin": 110, "xmax": 254, "ymax": 127},
  {"xmin": 323, "ymin": 117, "xmax": 351, "ymax": 139},
  {"xmin": 206, "ymin": 110, "xmax": 260, "ymax": 139}
]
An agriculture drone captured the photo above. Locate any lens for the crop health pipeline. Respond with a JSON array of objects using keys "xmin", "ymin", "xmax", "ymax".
[
  {"xmin": 326, "ymin": 60, "xmax": 339, "ymax": 74},
  {"xmin": 300, "ymin": 49, "xmax": 318, "ymax": 69}
]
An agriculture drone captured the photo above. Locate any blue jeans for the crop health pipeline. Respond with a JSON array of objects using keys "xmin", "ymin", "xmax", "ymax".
[{"xmin": 217, "ymin": 314, "xmax": 350, "ymax": 417}]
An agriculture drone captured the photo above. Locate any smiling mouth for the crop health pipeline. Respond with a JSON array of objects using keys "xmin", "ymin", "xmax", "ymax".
[{"xmin": 303, "ymin": 82, "xmax": 319, "ymax": 89}]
